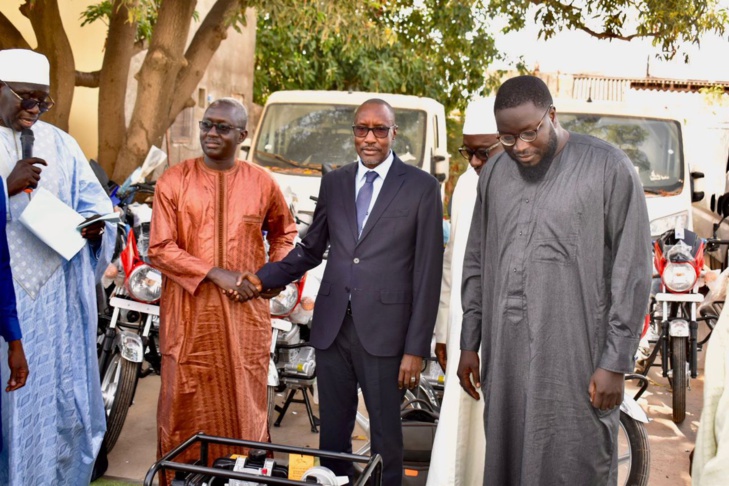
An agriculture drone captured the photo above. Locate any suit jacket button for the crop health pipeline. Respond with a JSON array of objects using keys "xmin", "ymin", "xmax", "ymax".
[{"xmin": 353, "ymin": 258, "xmax": 360, "ymax": 264}]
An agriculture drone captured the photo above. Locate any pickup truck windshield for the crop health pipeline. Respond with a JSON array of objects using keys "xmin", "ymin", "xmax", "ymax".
[
  {"xmin": 560, "ymin": 114, "xmax": 683, "ymax": 196},
  {"xmin": 252, "ymin": 103, "xmax": 427, "ymax": 175}
]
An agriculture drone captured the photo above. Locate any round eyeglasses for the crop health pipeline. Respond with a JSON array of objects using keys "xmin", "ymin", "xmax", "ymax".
[{"xmin": 498, "ymin": 105, "xmax": 552, "ymax": 147}]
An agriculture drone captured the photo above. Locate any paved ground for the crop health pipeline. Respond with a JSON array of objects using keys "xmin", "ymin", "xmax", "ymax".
[{"xmin": 102, "ymin": 346, "xmax": 709, "ymax": 485}]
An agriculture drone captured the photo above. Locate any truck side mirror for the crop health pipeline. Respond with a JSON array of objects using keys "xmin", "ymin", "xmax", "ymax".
[
  {"xmin": 432, "ymin": 151, "xmax": 449, "ymax": 183},
  {"xmin": 240, "ymin": 138, "xmax": 252, "ymax": 160},
  {"xmin": 718, "ymin": 193, "xmax": 729, "ymax": 217},
  {"xmin": 690, "ymin": 171, "xmax": 705, "ymax": 203}
]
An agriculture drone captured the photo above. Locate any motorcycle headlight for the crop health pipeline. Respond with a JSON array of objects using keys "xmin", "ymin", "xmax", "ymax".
[
  {"xmin": 650, "ymin": 212, "xmax": 688, "ymax": 238},
  {"xmin": 270, "ymin": 283, "xmax": 299, "ymax": 316},
  {"xmin": 126, "ymin": 264, "xmax": 162, "ymax": 303},
  {"xmin": 662, "ymin": 262, "xmax": 697, "ymax": 293}
]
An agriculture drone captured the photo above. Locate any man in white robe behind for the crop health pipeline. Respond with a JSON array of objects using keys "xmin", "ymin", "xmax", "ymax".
[
  {"xmin": 692, "ymin": 270, "xmax": 729, "ymax": 485},
  {"xmin": 427, "ymin": 98, "xmax": 502, "ymax": 486},
  {"xmin": 0, "ymin": 49, "xmax": 114, "ymax": 485}
]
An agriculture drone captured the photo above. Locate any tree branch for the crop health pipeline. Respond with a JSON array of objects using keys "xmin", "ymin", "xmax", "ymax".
[
  {"xmin": 0, "ymin": 12, "xmax": 31, "ymax": 50},
  {"xmin": 21, "ymin": 0, "xmax": 76, "ymax": 131},
  {"xmin": 167, "ymin": 0, "xmax": 247, "ymax": 126},
  {"xmin": 575, "ymin": 25, "xmax": 658, "ymax": 41},
  {"xmin": 98, "ymin": 0, "xmax": 140, "ymax": 176},
  {"xmin": 75, "ymin": 70, "xmax": 100, "ymax": 87},
  {"xmin": 113, "ymin": 0, "xmax": 198, "ymax": 180}
]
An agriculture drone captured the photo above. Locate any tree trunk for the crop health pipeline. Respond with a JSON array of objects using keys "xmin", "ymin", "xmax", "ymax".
[
  {"xmin": 112, "ymin": 0, "xmax": 197, "ymax": 181},
  {"xmin": 21, "ymin": 0, "xmax": 75, "ymax": 132},
  {"xmin": 166, "ymin": 0, "xmax": 246, "ymax": 128},
  {"xmin": 113, "ymin": 0, "xmax": 251, "ymax": 181},
  {"xmin": 97, "ymin": 0, "xmax": 139, "ymax": 178}
]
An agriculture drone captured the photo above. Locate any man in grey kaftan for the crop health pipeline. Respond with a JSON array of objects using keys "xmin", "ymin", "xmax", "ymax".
[{"xmin": 458, "ymin": 75, "xmax": 651, "ymax": 486}]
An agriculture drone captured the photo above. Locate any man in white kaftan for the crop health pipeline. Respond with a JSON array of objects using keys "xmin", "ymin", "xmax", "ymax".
[
  {"xmin": 692, "ymin": 271, "xmax": 729, "ymax": 485},
  {"xmin": 427, "ymin": 98, "xmax": 502, "ymax": 486},
  {"xmin": 0, "ymin": 49, "xmax": 114, "ymax": 485}
]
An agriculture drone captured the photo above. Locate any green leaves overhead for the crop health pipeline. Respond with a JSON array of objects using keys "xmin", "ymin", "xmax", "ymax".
[
  {"xmin": 254, "ymin": 1, "xmax": 500, "ymax": 113},
  {"xmin": 491, "ymin": 0, "xmax": 728, "ymax": 61}
]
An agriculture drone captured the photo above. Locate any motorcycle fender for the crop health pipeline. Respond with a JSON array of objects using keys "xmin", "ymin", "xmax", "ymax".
[
  {"xmin": 268, "ymin": 357, "xmax": 280, "ymax": 387},
  {"xmin": 117, "ymin": 330, "xmax": 144, "ymax": 363},
  {"xmin": 271, "ymin": 318, "xmax": 293, "ymax": 333},
  {"xmin": 620, "ymin": 394, "xmax": 650, "ymax": 424},
  {"xmin": 669, "ymin": 319, "xmax": 690, "ymax": 337}
]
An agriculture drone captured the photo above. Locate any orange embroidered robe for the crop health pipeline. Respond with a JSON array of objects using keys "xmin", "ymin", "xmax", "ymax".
[{"xmin": 149, "ymin": 158, "xmax": 296, "ymax": 469}]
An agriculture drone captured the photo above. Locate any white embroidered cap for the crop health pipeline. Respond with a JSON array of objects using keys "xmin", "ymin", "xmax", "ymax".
[
  {"xmin": 0, "ymin": 49, "xmax": 50, "ymax": 86},
  {"xmin": 463, "ymin": 97, "xmax": 497, "ymax": 135}
]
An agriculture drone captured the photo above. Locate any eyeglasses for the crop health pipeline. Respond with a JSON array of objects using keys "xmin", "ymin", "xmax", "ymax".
[
  {"xmin": 458, "ymin": 142, "xmax": 501, "ymax": 162},
  {"xmin": 498, "ymin": 105, "xmax": 552, "ymax": 147},
  {"xmin": 199, "ymin": 120, "xmax": 245, "ymax": 135},
  {"xmin": 352, "ymin": 125, "xmax": 397, "ymax": 139},
  {"xmin": 1, "ymin": 81, "xmax": 54, "ymax": 113}
]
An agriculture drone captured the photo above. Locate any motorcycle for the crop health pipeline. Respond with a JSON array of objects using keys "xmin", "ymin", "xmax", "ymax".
[
  {"xmin": 267, "ymin": 262, "xmax": 324, "ymax": 432},
  {"xmin": 97, "ymin": 190, "xmax": 162, "ymax": 452},
  {"xmin": 642, "ymin": 226, "xmax": 723, "ymax": 423}
]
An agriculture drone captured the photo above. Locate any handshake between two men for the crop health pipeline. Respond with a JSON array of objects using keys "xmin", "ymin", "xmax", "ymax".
[{"xmin": 206, "ymin": 268, "xmax": 281, "ymax": 302}]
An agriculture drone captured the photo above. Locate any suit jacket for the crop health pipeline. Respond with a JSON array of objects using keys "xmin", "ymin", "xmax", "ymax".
[{"xmin": 257, "ymin": 154, "xmax": 443, "ymax": 357}]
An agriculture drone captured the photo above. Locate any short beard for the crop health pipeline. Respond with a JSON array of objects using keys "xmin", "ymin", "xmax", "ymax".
[{"xmin": 515, "ymin": 126, "xmax": 559, "ymax": 182}]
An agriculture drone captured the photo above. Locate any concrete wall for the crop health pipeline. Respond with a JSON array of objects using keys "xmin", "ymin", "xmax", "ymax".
[{"xmin": 0, "ymin": 0, "xmax": 256, "ymax": 166}]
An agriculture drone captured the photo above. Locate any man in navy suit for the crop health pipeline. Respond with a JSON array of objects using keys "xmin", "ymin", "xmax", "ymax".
[{"xmin": 242, "ymin": 99, "xmax": 443, "ymax": 485}]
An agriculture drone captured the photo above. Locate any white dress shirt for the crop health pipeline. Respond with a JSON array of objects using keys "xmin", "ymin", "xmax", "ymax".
[{"xmin": 354, "ymin": 151, "xmax": 393, "ymax": 231}]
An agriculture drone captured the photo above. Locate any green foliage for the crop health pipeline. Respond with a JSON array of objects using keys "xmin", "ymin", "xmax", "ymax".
[
  {"xmin": 80, "ymin": 1, "xmax": 200, "ymax": 45},
  {"xmin": 254, "ymin": 1, "xmax": 500, "ymax": 114},
  {"xmin": 490, "ymin": 0, "xmax": 728, "ymax": 61},
  {"xmin": 80, "ymin": 0, "xmax": 161, "ymax": 44}
]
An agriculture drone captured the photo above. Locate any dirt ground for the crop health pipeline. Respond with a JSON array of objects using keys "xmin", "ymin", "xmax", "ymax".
[{"xmin": 104, "ymin": 349, "xmax": 709, "ymax": 485}]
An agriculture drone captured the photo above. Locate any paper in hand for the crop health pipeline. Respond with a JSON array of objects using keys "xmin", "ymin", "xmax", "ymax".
[{"xmin": 18, "ymin": 187, "xmax": 86, "ymax": 260}]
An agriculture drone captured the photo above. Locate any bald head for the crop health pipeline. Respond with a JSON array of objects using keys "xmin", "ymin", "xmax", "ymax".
[
  {"xmin": 207, "ymin": 97, "xmax": 248, "ymax": 129},
  {"xmin": 355, "ymin": 98, "xmax": 395, "ymax": 125}
]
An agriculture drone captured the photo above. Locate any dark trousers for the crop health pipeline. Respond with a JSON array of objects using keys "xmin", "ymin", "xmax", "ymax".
[{"xmin": 317, "ymin": 313, "xmax": 405, "ymax": 486}]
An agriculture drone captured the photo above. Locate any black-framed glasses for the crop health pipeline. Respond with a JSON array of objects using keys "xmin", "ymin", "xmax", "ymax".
[
  {"xmin": 1, "ymin": 80, "xmax": 54, "ymax": 113},
  {"xmin": 498, "ymin": 105, "xmax": 553, "ymax": 147},
  {"xmin": 199, "ymin": 120, "xmax": 244, "ymax": 135},
  {"xmin": 352, "ymin": 125, "xmax": 397, "ymax": 139},
  {"xmin": 458, "ymin": 142, "xmax": 501, "ymax": 162}
]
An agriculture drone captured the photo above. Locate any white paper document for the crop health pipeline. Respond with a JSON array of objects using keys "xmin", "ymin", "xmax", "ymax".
[{"xmin": 18, "ymin": 187, "xmax": 86, "ymax": 260}]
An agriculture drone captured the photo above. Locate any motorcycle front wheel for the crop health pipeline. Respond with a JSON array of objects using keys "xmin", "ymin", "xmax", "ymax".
[
  {"xmin": 101, "ymin": 354, "xmax": 139, "ymax": 452},
  {"xmin": 618, "ymin": 411, "xmax": 650, "ymax": 486},
  {"xmin": 671, "ymin": 336, "xmax": 687, "ymax": 423}
]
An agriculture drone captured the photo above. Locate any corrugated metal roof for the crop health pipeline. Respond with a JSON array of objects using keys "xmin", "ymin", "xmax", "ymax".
[{"xmin": 570, "ymin": 74, "xmax": 729, "ymax": 102}]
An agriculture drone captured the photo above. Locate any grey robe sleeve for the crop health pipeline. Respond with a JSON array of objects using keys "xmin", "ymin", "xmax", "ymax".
[
  {"xmin": 599, "ymin": 152, "xmax": 652, "ymax": 373},
  {"xmin": 460, "ymin": 174, "xmax": 484, "ymax": 352}
]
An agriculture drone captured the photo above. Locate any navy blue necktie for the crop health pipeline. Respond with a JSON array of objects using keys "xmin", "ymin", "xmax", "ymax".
[{"xmin": 356, "ymin": 171, "xmax": 378, "ymax": 236}]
